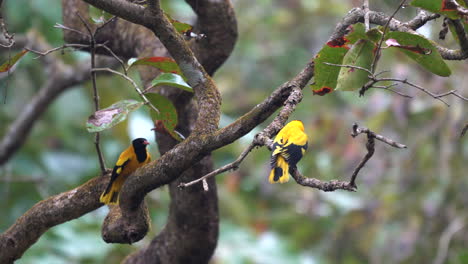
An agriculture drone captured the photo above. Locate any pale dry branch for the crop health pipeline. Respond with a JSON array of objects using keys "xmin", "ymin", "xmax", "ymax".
[
  {"xmin": 178, "ymin": 143, "xmax": 256, "ymax": 189},
  {"xmin": 351, "ymin": 123, "xmax": 407, "ymax": 149}
]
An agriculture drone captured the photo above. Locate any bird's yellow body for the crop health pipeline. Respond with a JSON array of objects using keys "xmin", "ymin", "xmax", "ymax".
[
  {"xmin": 269, "ymin": 120, "xmax": 308, "ymax": 183},
  {"xmin": 100, "ymin": 138, "xmax": 151, "ymax": 205}
]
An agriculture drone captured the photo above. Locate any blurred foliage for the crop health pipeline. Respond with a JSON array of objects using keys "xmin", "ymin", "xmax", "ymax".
[{"xmin": 1, "ymin": 0, "xmax": 467, "ymax": 264}]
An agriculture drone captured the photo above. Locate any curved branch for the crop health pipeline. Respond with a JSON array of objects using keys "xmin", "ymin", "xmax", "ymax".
[
  {"xmin": 291, "ymin": 168, "xmax": 357, "ymax": 192},
  {"xmin": 212, "ymin": 61, "xmax": 315, "ymax": 148},
  {"xmin": 61, "ymin": 0, "xmax": 161, "ymax": 60},
  {"xmin": 185, "ymin": 0, "xmax": 238, "ymax": 75},
  {"xmin": 0, "ymin": 175, "xmax": 108, "ymax": 263}
]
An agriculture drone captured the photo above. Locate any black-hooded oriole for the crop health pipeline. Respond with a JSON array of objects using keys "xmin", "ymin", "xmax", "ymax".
[{"xmin": 100, "ymin": 138, "xmax": 151, "ymax": 204}]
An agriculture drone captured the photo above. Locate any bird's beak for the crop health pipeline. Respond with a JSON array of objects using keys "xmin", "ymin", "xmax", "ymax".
[{"xmin": 143, "ymin": 140, "xmax": 150, "ymax": 145}]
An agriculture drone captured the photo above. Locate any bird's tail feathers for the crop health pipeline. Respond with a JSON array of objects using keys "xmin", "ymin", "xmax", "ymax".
[
  {"xmin": 269, "ymin": 156, "xmax": 290, "ymax": 184},
  {"xmin": 100, "ymin": 181, "xmax": 123, "ymax": 205}
]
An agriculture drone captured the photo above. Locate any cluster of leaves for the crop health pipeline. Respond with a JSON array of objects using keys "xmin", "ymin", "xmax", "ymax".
[
  {"xmin": 412, "ymin": 0, "xmax": 468, "ymax": 20},
  {"xmin": 85, "ymin": 56, "xmax": 191, "ymax": 141},
  {"xmin": 84, "ymin": 12, "xmax": 194, "ymax": 142},
  {"xmin": 311, "ymin": 8, "xmax": 452, "ymax": 96}
]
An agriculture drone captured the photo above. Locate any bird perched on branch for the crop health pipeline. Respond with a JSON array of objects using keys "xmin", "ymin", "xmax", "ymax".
[
  {"xmin": 269, "ymin": 120, "xmax": 308, "ymax": 183},
  {"xmin": 100, "ymin": 138, "xmax": 151, "ymax": 205}
]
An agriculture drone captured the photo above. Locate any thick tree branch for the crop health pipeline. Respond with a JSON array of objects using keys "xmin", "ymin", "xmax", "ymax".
[
  {"xmin": 0, "ymin": 175, "xmax": 109, "ymax": 263},
  {"xmin": 405, "ymin": 10, "xmax": 440, "ymax": 30},
  {"xmin": 61, "ymin": 0, "xmax": 162, "ymax": 59},
  {"xmin": 185, "ymin": 0, "xmax": 238, "ymax": 75}
]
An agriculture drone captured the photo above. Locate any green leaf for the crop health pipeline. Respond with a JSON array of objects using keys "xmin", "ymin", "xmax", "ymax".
[
  {"xmin": 366, "ymin": 28, "xmax": 383, "ymax": 43},
  {"xmin": 343, "ymin": 23, "xmax": 383, "ymax": 44},
  {"xmin": 151, "ymin": 73, "xmax": 193, "ymax": 92},
  {"xmin": 311, "ymin": 38, "xmax": 349, "ymax": 95},
  {"xmin": 86, "ymin": 100, "xmax": 143, "ymax": 132},
  {"xmin": 385, "ymin": 31, "xmax": 451, "ymax": 77},
  {"xmin": 128, "ymin": 57, "xmax": 182, "ymax": 75},
  {"xmin": 165, "ymin": 12, "xmax": 193, "ymax": 34},
  {"xmin": 410, "ymin": 0, "xmax": 466, "ymax": 20},
  {"xmin": 145, "ymin": 93, "xmax": 184, "ymax": 141},
  {"xmin": 345, "ymin": 23, "xmax": 367, "ymax": 44},
  {"xmin": 0, "ymin": 50, "xmax": 28, "ymax": 75},
  {"xmin": 336, "ymin": 39, "xmax": 375, "ymax": 91}
]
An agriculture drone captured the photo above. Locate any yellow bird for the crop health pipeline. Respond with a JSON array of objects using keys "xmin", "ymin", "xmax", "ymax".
[
  {"xmin": 100, "ymin": 138, "xmax": 151, "ymax": 205},
  {"xmin": 269, "ymin": 120, "xmax": 308, "ymax": 183}
]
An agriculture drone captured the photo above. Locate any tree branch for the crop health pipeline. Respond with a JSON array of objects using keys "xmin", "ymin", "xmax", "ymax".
[
  {"xmin": 405, "ymin": 10, "xmax": 440, "ymax": 30},
  {"xmin": 0, "ymin": 175, "xmax": 109, "ymax": 263}
]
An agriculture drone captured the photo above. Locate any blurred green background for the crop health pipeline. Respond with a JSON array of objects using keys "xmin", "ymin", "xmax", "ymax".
[{"xmin": 1, "ymin": 0, "xmax": 467, "ymax": 263}]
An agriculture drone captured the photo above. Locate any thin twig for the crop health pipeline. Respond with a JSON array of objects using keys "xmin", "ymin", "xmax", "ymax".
[
  {"xmin": 95, "ymin": 16, "xmax": 117, "ymax": 36},
  {"xmin": 351, "ymin": 123, "xmax": 407, "ymax": 148},
  {"xmin": 96, "ymin": 44, "xmax": 127, "ymax": 74},
  {"xmin": 325, "ymin": 62, "xmax": 465, "ymax": 104},
  {"xmin": 372, "ymin": 83, "xmax": 412, "ymax": 98},
  {"xmin": 349, "ymin": 123, "xmax": 406, "ymax": 187},
  {"xmin": 379, "ymin": 78, "xmax": 460, "ymax": 106},
  {"xmin": 77, "ymin": 12, "xmax": 107, "ymax": 175},
  {"xmin": 178, "ymin": 143, "xmax": 256, "ymax": 189},
  {"xmin": 291, "ymin": 168, "xmax": 357, "ymax": 192},
  {"xmin": 3, "ymin": 45, "xmax": 11, "ymax": 104},
  {"xmin": 92, "ymin": 68, "xmax": 160, "ymax": 114},
  {"xmin": 371, "ymin": 0, "xmax": 407, "ymax": 73},
  {"xmin": 323, "ymin": 62, "xmax": 373, "ymax": 75},
  {"xmin": 350, "ymin": 129, "xmax": 375, "ymax": 187},
  {"xmin": 26, "ymin": 44, "xmax": 90, "ymax": 57},
  {"xmin": 54, "ymin": 23, "xmax": 89, "ymax": 38},
  {"xmin": 363, "ymin": 0, "xmax": 370, "ymax": 31}
]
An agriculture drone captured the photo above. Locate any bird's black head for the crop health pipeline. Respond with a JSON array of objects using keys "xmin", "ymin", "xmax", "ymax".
[{"xmin": 132, "ymin": 138, "xmax": 150, "ymax": 149}]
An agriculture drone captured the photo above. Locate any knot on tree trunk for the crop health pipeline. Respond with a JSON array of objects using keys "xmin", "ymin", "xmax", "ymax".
[{"xmin": 102, "ymin": 202, "xmax": 151, "ymax": 244}]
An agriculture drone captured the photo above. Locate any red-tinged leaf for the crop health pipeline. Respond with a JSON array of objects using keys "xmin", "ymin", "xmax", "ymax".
[
  {"xmin": 385, "ymin": 39, "xmax": 432, "ymax": 54},
  {"xmin": 86, "ymin": 100, "xmax": 143, "ymax": 132},
  {"xmin": 336, "ymin": 39, "xmax": 376, "ymax": 91},
  {"xmin": 0, "ymin": 50, "xmax": 28, "ymax": 74},
  {"xmin": 385, "ymin": 31, "xmax": 451, "ymax": 76},
  {"xmin": 145, "ymin": 93, "xmax": 184, "ymax": 141},
  {"xmin": 441, "ymin": 0, "xmax": 459, "ymax": 11},
  {"xmin": 129, "ymin": 57, "xmax": 182, "ymax": 75},
  {"xmin": 312, "ymin": 87, "xmax": 332, "ymax": 96},
  {"xmin": 165, "ymin": 12, "xmax": 193, "ymax": 34},
  {"xmin": 327, "ymin": 36, "xmax": 350, "ymax": 48},
  {"xmin": 311, "ymin": 44, "xmax": 348, "ymax": 94},
  {"xmin": 411, "ymin": 0, "xmax": 466, "ymax": 19}
]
